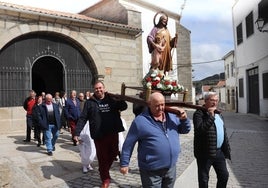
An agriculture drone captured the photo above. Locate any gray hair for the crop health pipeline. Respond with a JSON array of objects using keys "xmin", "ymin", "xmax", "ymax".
[
  {"xmin": 204, "ymin": 92, "xmax": 217, "ymax": 100},
  {"xmin": 46, "ymin": 93, "xmax": 53, "ymax": 99}
]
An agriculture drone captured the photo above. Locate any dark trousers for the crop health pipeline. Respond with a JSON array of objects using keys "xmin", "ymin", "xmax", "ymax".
[
  {"xmin": 26, "ymin": 115, "xmax": 33, "ymax": 141},
  {"xmin": 196, "ymin": 150, "xmax": 229, "ymax": 188},
  {"xmin": 60, "ymin": 110, "xmax": 67, "ymax": 129},
  {"xmin": 94, "ymin": 133, "xmax": 119, "ymax": 183},
  {"xmin": 35, "ymin": 126, "xmax": 45, "ymax": 144}
]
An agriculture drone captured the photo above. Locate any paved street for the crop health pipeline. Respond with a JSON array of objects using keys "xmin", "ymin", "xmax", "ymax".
[
  {"xmin": 0, "ymin": 111, "xmax": 267, "ymax": 188},
  {"xmin": 176, "ymin": 111, "xmax": 268, "ymax": 188},
  {"xmin": 223, "ymin": 112, "xmax": 268, "ymax": 188}
]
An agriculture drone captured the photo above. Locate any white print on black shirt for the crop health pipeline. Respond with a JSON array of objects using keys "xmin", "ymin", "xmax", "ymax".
[{"xmin": 98, "ymin": 103, "xmax": 110, "ymax": 113}]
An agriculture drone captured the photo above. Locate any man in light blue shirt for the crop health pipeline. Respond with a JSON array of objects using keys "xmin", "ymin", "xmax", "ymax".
[
  {"xmin": 193, "ymin": 92, "xmax": 231, "ymax": 188},
  {"xmin": 215, "ymin": 114, "xmax": 224, "ymax": 148}
]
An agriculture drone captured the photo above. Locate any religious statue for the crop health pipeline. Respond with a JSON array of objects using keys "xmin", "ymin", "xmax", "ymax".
[{"xmin": 147, "ymin": 11, "xmax": 178, "ymax": 73}]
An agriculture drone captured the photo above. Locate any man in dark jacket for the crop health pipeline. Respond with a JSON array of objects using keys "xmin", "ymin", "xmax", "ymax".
[
  {"xmin": 65, "ymin": 90, "xmax": 81, "ymax": 146},
  {"xmin": 32, "ymin": 96, "xmax": 45, "ymax": 147},
  {"xmin": 193, "ymin": 92, "xmax": 231, "ymax": 188},
  {"xmin": 38, "ymin": 94, "xmax": 61, "ymax": 156},
  {"xmin": 74, "ymin": 81, "xmax": 127, "ymax": 188}
]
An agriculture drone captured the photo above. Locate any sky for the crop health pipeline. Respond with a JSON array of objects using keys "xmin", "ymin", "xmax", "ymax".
[{"xmin": 1, "ymin": 0, "xmax": 235, "ymax": 81}]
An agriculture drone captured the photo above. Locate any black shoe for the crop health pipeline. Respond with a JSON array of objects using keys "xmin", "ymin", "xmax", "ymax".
[
  {"xmin": 53, "ymin": 146, "xmax": 55, "ymax": 151},
  {"xmin": 47, "ymin": 151, "xmax": 53, "ymax": 156},
  {"xmin": 73, "ymin": 139, "xmax": 77, "ymax": 146},
  {"xmin": 37, "ymin": 143, "xmax": 41, "ymax": 147},
  {"xmin": 23, "ymin": 139, "xmax": 30, "ymax": 142}
]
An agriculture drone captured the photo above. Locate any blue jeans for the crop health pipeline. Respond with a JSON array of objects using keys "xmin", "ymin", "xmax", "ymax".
[
  {"xmin": 139, "ymin": 165, "xmax": 176, "ymax": 188},
  {"xmin": 196, "ymin": 149, "xmax": 229, "ymax": 188},
  {"xmin": 45, "ymin": 124, "xmax": 59, "ymax": 152}
]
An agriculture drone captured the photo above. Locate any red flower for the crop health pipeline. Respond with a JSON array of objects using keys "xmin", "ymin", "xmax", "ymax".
[
  {"xmin": 152, "ymin": 80, "xmax": 160, "ymax": 86},
  {"xmin": 146, "ymin": 77, "xmax": 152, "ymax": 82},
  {"xmin": 171, "ymin": 81, "xmax": 177, "ymax": 86},
  {"xmin": 164, "ymin": 81, "xmax": 170, "ymax": 85}
]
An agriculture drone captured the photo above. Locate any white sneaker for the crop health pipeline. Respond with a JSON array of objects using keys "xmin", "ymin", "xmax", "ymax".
[
  {"xmin": 88, "ymin": 164, "xmax": 93, "ymax": 170},
  {"xmin": 82, "ymin": 166, "xmax": 88, "ymax": 173}
]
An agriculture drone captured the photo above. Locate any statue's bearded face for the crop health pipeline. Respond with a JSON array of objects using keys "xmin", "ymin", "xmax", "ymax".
[{"xmin": 159, "ymin": 15, "xmax": 168, "ymax": 26}]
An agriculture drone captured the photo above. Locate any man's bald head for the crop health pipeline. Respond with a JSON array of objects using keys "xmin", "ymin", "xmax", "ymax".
[
  {"xmin": 148, "ymin": 92, "xmax": 165, "ymax": 117},
  {"xmin": 148, "ymin": 92, "xmax": 164, "ymax": 104}
]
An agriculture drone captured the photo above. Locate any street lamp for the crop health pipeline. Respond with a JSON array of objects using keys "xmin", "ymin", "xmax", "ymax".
[{"xmin": 255, "ymin": 18, "xmax": 268, "ymax": 33}]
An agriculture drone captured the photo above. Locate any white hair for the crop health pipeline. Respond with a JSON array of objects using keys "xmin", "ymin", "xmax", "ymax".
[{"xmin": 204, "ymin": 92, "xmax": 217, "ymax": 100}]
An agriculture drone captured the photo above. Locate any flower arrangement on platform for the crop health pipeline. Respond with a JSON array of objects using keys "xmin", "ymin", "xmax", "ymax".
[{"xmin": 142, "ymin": 69, "xmax": 185, "ymax": 94}]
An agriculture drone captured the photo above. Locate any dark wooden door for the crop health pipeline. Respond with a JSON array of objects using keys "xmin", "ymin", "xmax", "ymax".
[{"xmin": 247, "ymin": 67, "xmax": 259, "ymax": 114}]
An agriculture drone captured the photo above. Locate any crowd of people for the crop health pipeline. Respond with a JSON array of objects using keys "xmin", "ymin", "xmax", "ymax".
[
  {"xmin": 22, "ymin": 89, "xmax": 95, "ymax": 156},
  {"xmin": 21, "ymin": 11, "xmax": 231, "ymax": 188},
  {"xmin": 22, "ymin": 81, "xmax": 129, "ymax": 188},
  {"xmin": 22, "ymin": 87, "xmax": 230, "ymax": 188}
]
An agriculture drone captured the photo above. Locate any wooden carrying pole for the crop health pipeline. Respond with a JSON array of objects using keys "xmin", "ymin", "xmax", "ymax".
[
  {"xmin": 108, "ymin": 92, "xmax": 179, "ymax": 116},
  {"xmin": 110, "ymin": 83, "xmax": 221, "ymax": 115},
  {"xmin": 108, "ymin": 92, "xmax": 220, "ymax": 115}
]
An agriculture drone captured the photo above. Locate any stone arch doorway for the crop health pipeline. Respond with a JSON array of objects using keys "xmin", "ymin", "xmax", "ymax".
[
  {"xmin": 32, "ymin": 56, "xmax": 64, "ymax": 97},
  {"xmin": 0, "ymin": 31, "xmax": 97, "ymax": 107}
]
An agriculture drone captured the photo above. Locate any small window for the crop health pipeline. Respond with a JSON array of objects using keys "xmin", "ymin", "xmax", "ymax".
[
  {"xmin": 263, "ymin": 72, "xmax": 268, "ymax": 99},
  {"xmin": 236, "ymin": 23, "xmax": 243, "ymax": 45},
  {"xmin": 246, "ymin": 12, "xmax": 254, "ymax": 37},
  {"xmin": 239, "ymin": 78, "xmax": 244, "ymax": 98}
]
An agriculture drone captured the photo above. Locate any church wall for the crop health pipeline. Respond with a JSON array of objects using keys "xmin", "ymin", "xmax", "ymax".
[
  {"xmin": 0, "ymin": 0, "xmax": 193, "ymax": 134},
  {"xmin": 0, "ymin": 10, "xmax": 142, "ymax": 133},
  {"xmin": 177, "ymin": 24, "xmax": 193, "ymax": 102},
  {"xmin": 80, "ymin": 0, "xmax": 128, "ymax": 25},
  {"xmin": 0, "ymin": 107, "xmax": 25, "ymax": 135}
]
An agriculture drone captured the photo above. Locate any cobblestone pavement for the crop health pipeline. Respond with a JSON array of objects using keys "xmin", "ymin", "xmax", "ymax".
[
  {"xmin": 0, "ymin": 125, "xmax": 194, "ymax": 188},
  {"xmin": 179, "ymin": 112, "xmax": 268, "ymax": 188},
  {"xmin": 61, "ymin": 126, "xmax": 195, "ymax": 188},
  {"xmin": 0, "ymin": 111, "xmax": 267, "ymax": 188},
  {"xmin": 222, "ymin": 112, "xmax": 268, "ymax": 188}
]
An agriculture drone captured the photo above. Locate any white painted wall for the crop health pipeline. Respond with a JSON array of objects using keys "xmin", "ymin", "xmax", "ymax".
[
  {"xmin": 215, "ymin": 87, "xmax": 226, "ymax": 103},
  {"xmin": 233, "ymin": 0, "xmax": 268, "ymax": 117},
  {"xmin": 225, "ymin": 52, "xmax": 236, "ymax": 87}
]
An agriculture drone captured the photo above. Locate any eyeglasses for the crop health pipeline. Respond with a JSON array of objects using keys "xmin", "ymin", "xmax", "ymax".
[{"xmin": 209, "ymin": 99, "xmax": 218, "ymax": 102}]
